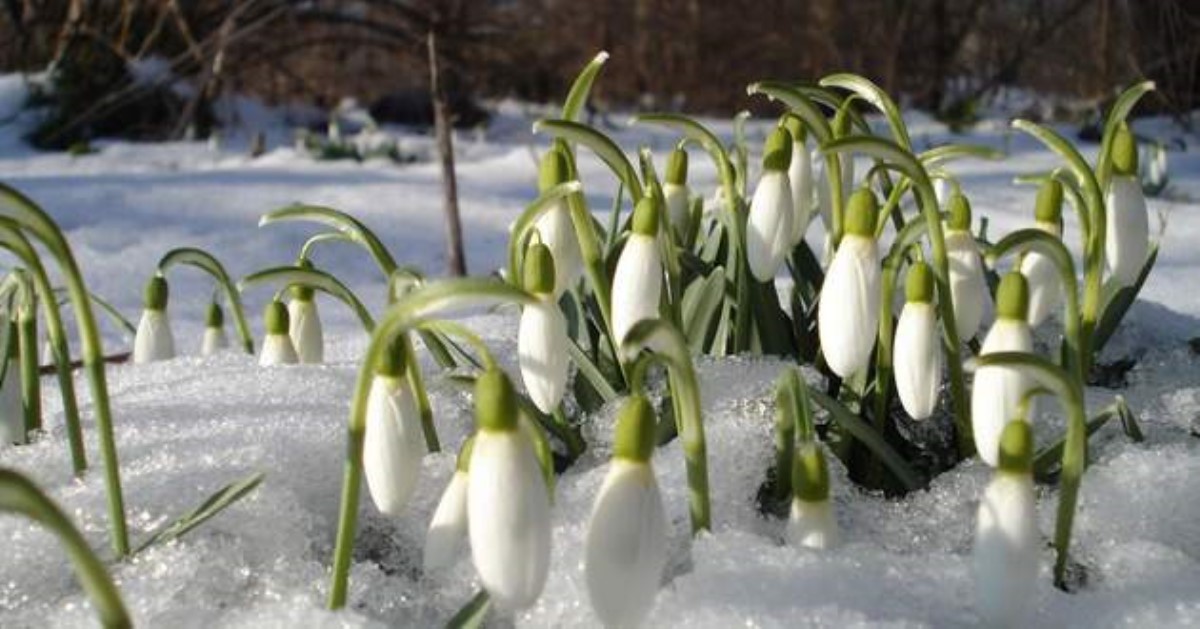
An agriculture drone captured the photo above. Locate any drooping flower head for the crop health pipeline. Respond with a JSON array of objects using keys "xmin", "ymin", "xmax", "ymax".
[
  {"xmin": 971, "ymin": 272, "xmax": 1034, "ymax": 466},
  {"xmin": 787, "ymin": 442, "xmax": 839, "ymax": 549},
  {"xmin": 612, "ymin": 196, "xmax": 663, "ymax": 345},
  {"xmin": 894, "ymin": 262, "xmax": 943, "ymax": 420},
  {"xmin": 663, "ymin": 147, "xmax": 692, "ymax": 243},
  {"xmin": 944, "ymin": 192, "xmax": 989, "ymax": 341},
  {"xmin": 818, "ymin": 188, "xmax": 880, "ymax": 378},
  {"xmin": 467, "ymin": 369, "xmax": 552, "ymax": 611},
  {"xmin": 585, "ymin": 394, "xmax": 668, "ymax": 628},
  {"xmin": 1105, "ymin": 123, "xmax": 1150, "ymax": 286},
  {"xmin": 518, "ymin": 242, "xmax": 570, "ymax": 414},
  {"xmin": 362, "ymin": 335, "xmax": 424, "ymax": 517},
  {"xmin": 783, "ymin": 115, "xmax": 815, "ymax": 246},
  {"xmin": 133, "ymin": 275, "xmax": 176, "ymax": 364},
  {"xmin": 746, "ymin": 127, "xmax": 795, "ymax": 282},
  {"xmin": 200, "ymin": 301, "xmax": 230, "ymax": 356},
  {"xmin": 1022, "ymin": 179, "xmax": 1066, "ymax": 327},
  {"xmin": 535, "ymin": 148, "xmax": 583, "ymax": 297},
  {"xmin": 259, "ymin": 300, "xmax": 298, "ymax": 366},
  {"xmin": 288, "ymin": 259, "xmax": 324, "ymax": 364},
  {"xmin": 424, "ymin": 436, "xmax": 474, "ymax": 572}
]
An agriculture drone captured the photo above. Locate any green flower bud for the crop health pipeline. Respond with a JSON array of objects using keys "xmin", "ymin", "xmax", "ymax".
[
  {"xmin": 762, "ymin": 127, "xmax": 793, "ymax": 172},
  {"xmin": 523, "ymin": 242, "xmax": 557, "ymax": 296},
  {"xmin": 996, "ymin": 420, "xmax": 1033, "ymax": 474},
  {"xmin": 947, "ymin": 192, "xmax": 972, "ymax": 231},
  {"xmin": 1034, "ymin": 179, "xmax": 1064, "ymax": 224},
  {"xmin": 905, "ymin": 262, "xmax": 935, "ymax": 304},
  {"xmin": 144, "ymin": 275, "xmax": 169, "ymax": 311},
  {"xmin": 791, "ymin": 442, "xmax": 830, "ymax": 502},
  {"xmin": 474, "ymin": 369, "xmax": 518, "ymax": 432},
  {"xmin": 783, "ymin": 114, "xmax": 807, "ymax": 144},
  {"xmin": 844, "ymin": 188, "xmax": 878, "ymax": 238},
  {"xmin": 539, "ymin": 148, "xmax": 572, "ymax": 192},
  {"xmin": 455, "ymin": 435, "xmax": 476, "ymax": 472},
  {"xmin": 995, "ymin": 272, "xmax": 1030, "ymax": 321},
  {"xmin": 374, "ymin": 335, "xmax": 409, "ymax": 378},
  {"xmin": 631, "ymin": 196, "xmax": 661, "ymax": 237},
  {"xmin": 205, "ymin": 301, "xmax": 225, "ymax": 328},
  {"xmin": 1112, "ymin": 123, "xmax": 1138, "ymax": 177},
  {"xmin": 665, "ymin": 148, "xmax": 688, "ymax": 186},
  {"xmin": 612, "ymin": 395, "xmax": 656, "ymax": 463},
  {"xmin": 264, "ymin": 300, "xmax": 289, "ymax": 335}
]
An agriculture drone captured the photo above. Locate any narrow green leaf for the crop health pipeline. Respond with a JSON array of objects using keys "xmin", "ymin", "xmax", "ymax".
[
  {"xmin": 806, "ymin": 389, "xmax": 924, "ymax": 491},
  {"xmin": 681, "ymin": 269, "xmax": 726, "ymax": 351},
  {"xmin": 134, "ymin": 472, "xmax": 265, "ymax": 554},
  {"xmin": 919, "ymin": 143, "xmax": 1003, "ymax": 168},
  {"xmin": 1093, "ymin": 244, "xmax": 1158, "ymax": 355},
  {"xmin": 567, "ymin": 337, "xmax": 619, "ymax": 403},
  {"xmin": 533, "ymin": 119, "xmax": 643, "ymax": 200},
  {"xmin": 562, "ymin": 51, "xmax": 610, "ymax": 122},
  {"xmin": 239, "ymin": 265, "xmax": 375, "ymax": 332},
  {"xmin": 745, "ymin": 82, "xmax": 834, "ymax": 144},
  {"xmin": 445, "ymin": 589, "xmax": 490, "ymax": 629},
  {"xmin": 259, "ymin": 204, "xmax": 398, "ymax": 278},
  {"xmin": 820, "ymin": 73, "xmax": 911, "ymax": 148}
]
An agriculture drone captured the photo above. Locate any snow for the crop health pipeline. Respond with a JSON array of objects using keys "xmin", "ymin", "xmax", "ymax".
[{"xmin": 1, "ymin": 75, "xmax": 1200, "ymax": 627}]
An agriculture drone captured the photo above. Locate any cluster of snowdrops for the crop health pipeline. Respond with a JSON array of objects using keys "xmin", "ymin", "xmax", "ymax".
[{"xmin": 0, "ymin": 53, "xmax": 1162, "ymax": 628}]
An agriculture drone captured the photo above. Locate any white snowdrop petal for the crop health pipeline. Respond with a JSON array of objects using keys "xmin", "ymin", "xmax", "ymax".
[
  {"xmin": 1105, "ymin": 175, "xmax": 1149, "ymax": 286},
  {"xmin": 133, "ymin": 309, "xmax": 175, "ymax": 363},
  {"xmin": 424, "ymin": 471, "xmax": 469, "ymax": 571},
  {"xmin": 1021, "ymin": 250, "xmax": 1062, "ymax": 328},
  {"xmin": 945, "ymin": 230, "xmax": 987, "ymax": 340},
  {"xmin": 535, "ymin": 202, "xmax": 583, "ymax": 297},
  {"xmin": 259, "ymin": 334, "xmax": 298, "ymax": 366},
  {"xmin": 818, "ymin": 235, "xmax": 880, "ymax": 378},
  {"xmin": 786, "ymin": 498, "xmax": 840, "ymax": 550},
  {"xmin": 362, "ymin": 377, "xmax": 424, "ymax": 517},
  {"xmin": 585, "ymin": 461, "xmax": 667, "ymax": 628},
  {"xmin": 518, "ymin": 300, "xmax": 570, "ymax": 414},
  {"xmin": 971, "ymin": 320, "xmax": 1034, "ymax": 467},
  {"xmin": 973, "ymin": 473, "xmax": 1040, "ymax": 627},
  {"xmin": 288, "ymin": 299, "xmax": 324, "ymax": 364},
  {"xmin": 612, "ymin": 234, "xmax": 662, "ymax": 345},
  {"xmin": 894, "ymin": 303, "xmax": 942, "ymax": 419},
  {"xmin": 789, "ymin": 144, "xmax": 814, "ymax": 245},
  {"xmin": 467, "ymin": 429, "xmax": 552, "ymax": 611},
  {"xmin": 746, "ymin": 170, "xmax": 795, "ymax": 282},
  {"xmin": 200, "ymin": 326, "xmax": 230, "ymax": 356}
]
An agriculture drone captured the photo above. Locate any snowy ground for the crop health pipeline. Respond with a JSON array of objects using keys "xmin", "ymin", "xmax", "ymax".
[{"xmin": 1, "ymin": 75, "xmax": 1200, "ymax": 627}]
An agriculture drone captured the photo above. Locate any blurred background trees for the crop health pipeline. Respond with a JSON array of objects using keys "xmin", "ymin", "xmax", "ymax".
[{"xmin": 1, "ymin": 0, "xmax": 1197, "ymax": 147}]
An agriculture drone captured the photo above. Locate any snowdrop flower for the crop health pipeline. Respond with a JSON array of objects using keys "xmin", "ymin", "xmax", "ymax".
[
  {"xmin": 585, "ymin": 395, "xmax": 667, "ymax": 628},
  {"xmin": 518, "ymin": 243, "xmax": 570, "ymax": 414},
  {"xmin": 971, "ymin": 273, "xmax": 1034, "ymax": 467},
  {"xmin": 784, "ymin": 116, "xmax": 815, "ymax": 246},
  {"xmin": 818, "ymin": 188, "xmax": 880, "ymax": 378},
  {"xmin": 612, "ymin": 197, "xmax": 663, "ymax": 345},
  {"xmin": 663, "ymin": 147, "xmax": 692, "ymax": 242},
  {"xmin": 362, "ymin": 337, "xmax": 425, "ymax": 517},
  {"xmin": 944, "ymin": 192, "xmax": 988, "ymax": 341},
  {"xmin": 258, "ymin": 301, "xmax": 298, "ymax": 366},
  {"xmin": 786, "ymin": 442, "xmax": 839, "ymax": 549},
  {"xmin": 894, "ymin": 263, "xmax": 943, "ymax": 420},
  {"xmin": 132, "ymin": 275, "xmax": 175, "ymax": 363},
  {"xmin": 745, "ymin": 127, "xmax": 795, "ymax": 282},
  {"xmin": 0, "ymin": 321, "xmax": 24, "ymax": 446},
  {"xmin": 974, "ymin": 420, "xmax": 1040, "ymax": 628},
  {"xmin": 288, "ymin": 262, "xmax": 323, "ymax": 363},
  {"xmin": 1021, "ymin": 180, "xmax": 1065, "ymax": 327},
  {"xmin": 424, "ymin": 437, "xmax": 473, "ymax": 571},
  {"xmin": 467, "ymin": 369, "xmax": 551, "ymax": 611},
  {"xmin": 1105, "ymin": 124, "xmax": 1149, "ymax": 286},
  {"xmin": 200, "ymin": 302, "xmax": 230, "ymax": 356},
  {"xmin": 534, "ymin": 148, "xmax": 583, "ymax": 297}
]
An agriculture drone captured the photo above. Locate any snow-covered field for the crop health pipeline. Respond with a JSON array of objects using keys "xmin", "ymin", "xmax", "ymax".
[{"xmin": 1, "ymin": 75, "xmax": 1200, "ymax": 627}]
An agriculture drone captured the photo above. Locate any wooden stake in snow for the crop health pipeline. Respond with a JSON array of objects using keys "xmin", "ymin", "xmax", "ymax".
[{"xmin": 428, "ymin": 28, "xmax": 467, "ymax": 277}]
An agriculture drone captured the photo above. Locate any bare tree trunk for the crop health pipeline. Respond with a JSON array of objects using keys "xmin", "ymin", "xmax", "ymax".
[{"xmin": 428, "ymin": 28, "xmax": 467, "ymax": 277}]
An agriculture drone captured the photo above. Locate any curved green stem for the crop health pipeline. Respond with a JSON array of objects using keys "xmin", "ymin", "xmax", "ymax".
[
  {"xmin": 239, "ymin": 265, "xmax": 375, "ymax": 332},
  {"xmin": 158, "ymin": 247, "xmax": 255, "ymax": 354},
  {"xmin": 14, "ymin": 271, "xmax": 40, "ymax": 433},
  {"xmin": 259, "ymin": 204, "xmax": 399, "ymax": 278}
]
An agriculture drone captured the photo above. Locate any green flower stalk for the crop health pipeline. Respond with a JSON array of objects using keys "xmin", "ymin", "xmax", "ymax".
[{"xmin": 133, "ymin": 275, "xmax": 176, "ymax": 363}]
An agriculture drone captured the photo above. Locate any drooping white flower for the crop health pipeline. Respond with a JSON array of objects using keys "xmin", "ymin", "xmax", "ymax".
[
  {"xmin": 288, "ymin": 281, "xmax": 323, "ymax": 364},
  {"xmin": 133, "ymin": 275, "xmax": 176, "ymax": 363},
  {"xmin": 424, "ymin": 438, "xmax": 473, "ymax": 571},
  {"xmin": 0, "ymin": 322, "xmax": 24, "ymax": 446},
  {"xmin": 362, "ymin": 339, "xmax": 425, "ymax": 517},
  {"xmin": 818, "ymin": 189, "xmax": 880, "ymax": 378},
  {"xmin": 785, "ymin": 117, "xmax": 815, "ymax": 246},
  {"xmin": 746, "ymin": 128, "xmax": 795, "ymax": 282},
  {"xmin": 467, "ymin": 370, "xmax": 551, "ymax": 611},
  {"xmin": 974, "ymin": 420, "xmax": 1040, "ymax": 628},
  {"xmin": 535, "ymin": 148, "xmax": 583, "ymax": 297},
  {"xmin": 944, "ymin": 193, "xmax": 988, "ymax": 341},
  {"xmin": 786, "ymin": 443, "xmax": 839, "ymax": 550},
  {"xmin": 259, "ymin": 301, "xmax": 298, "ymax": 366},
  {"xmin": 200, "ymin": 302, "xmax": 230, "ymax": 356},
  {"xmin": 663, "ymin": 147, "xmax": 691, "ymax": 242},
  {"xmin": 1022, "ymin": 183, "xmax": 1065, "ymax": 327},
  {"xmin": 585, "ymin": 395, "xmax": 667, "ymax": 628},
  {"xmin": 612, "ymin": 197, "xmax": 663, "ymax": 345},
  {"xmin": 894, "ymin": 263, "xmax": 942, "ymax": 420},
  {"xmin": 518, "ymin": 244, "xmax": 570, "ymax": 414},
  {"xmin": 972, "ymin": 273, "xmax": 1035, "ymax": 467},
  {"xmin": 1105, "ymin": 125, "xmax": 1149, "ymax": 287}
]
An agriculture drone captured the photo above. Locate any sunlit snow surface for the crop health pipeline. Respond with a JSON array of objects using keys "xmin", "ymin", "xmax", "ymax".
[{"xmin": 1, "ymin": 78, "xmax": 1199, "ymax": 626}]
